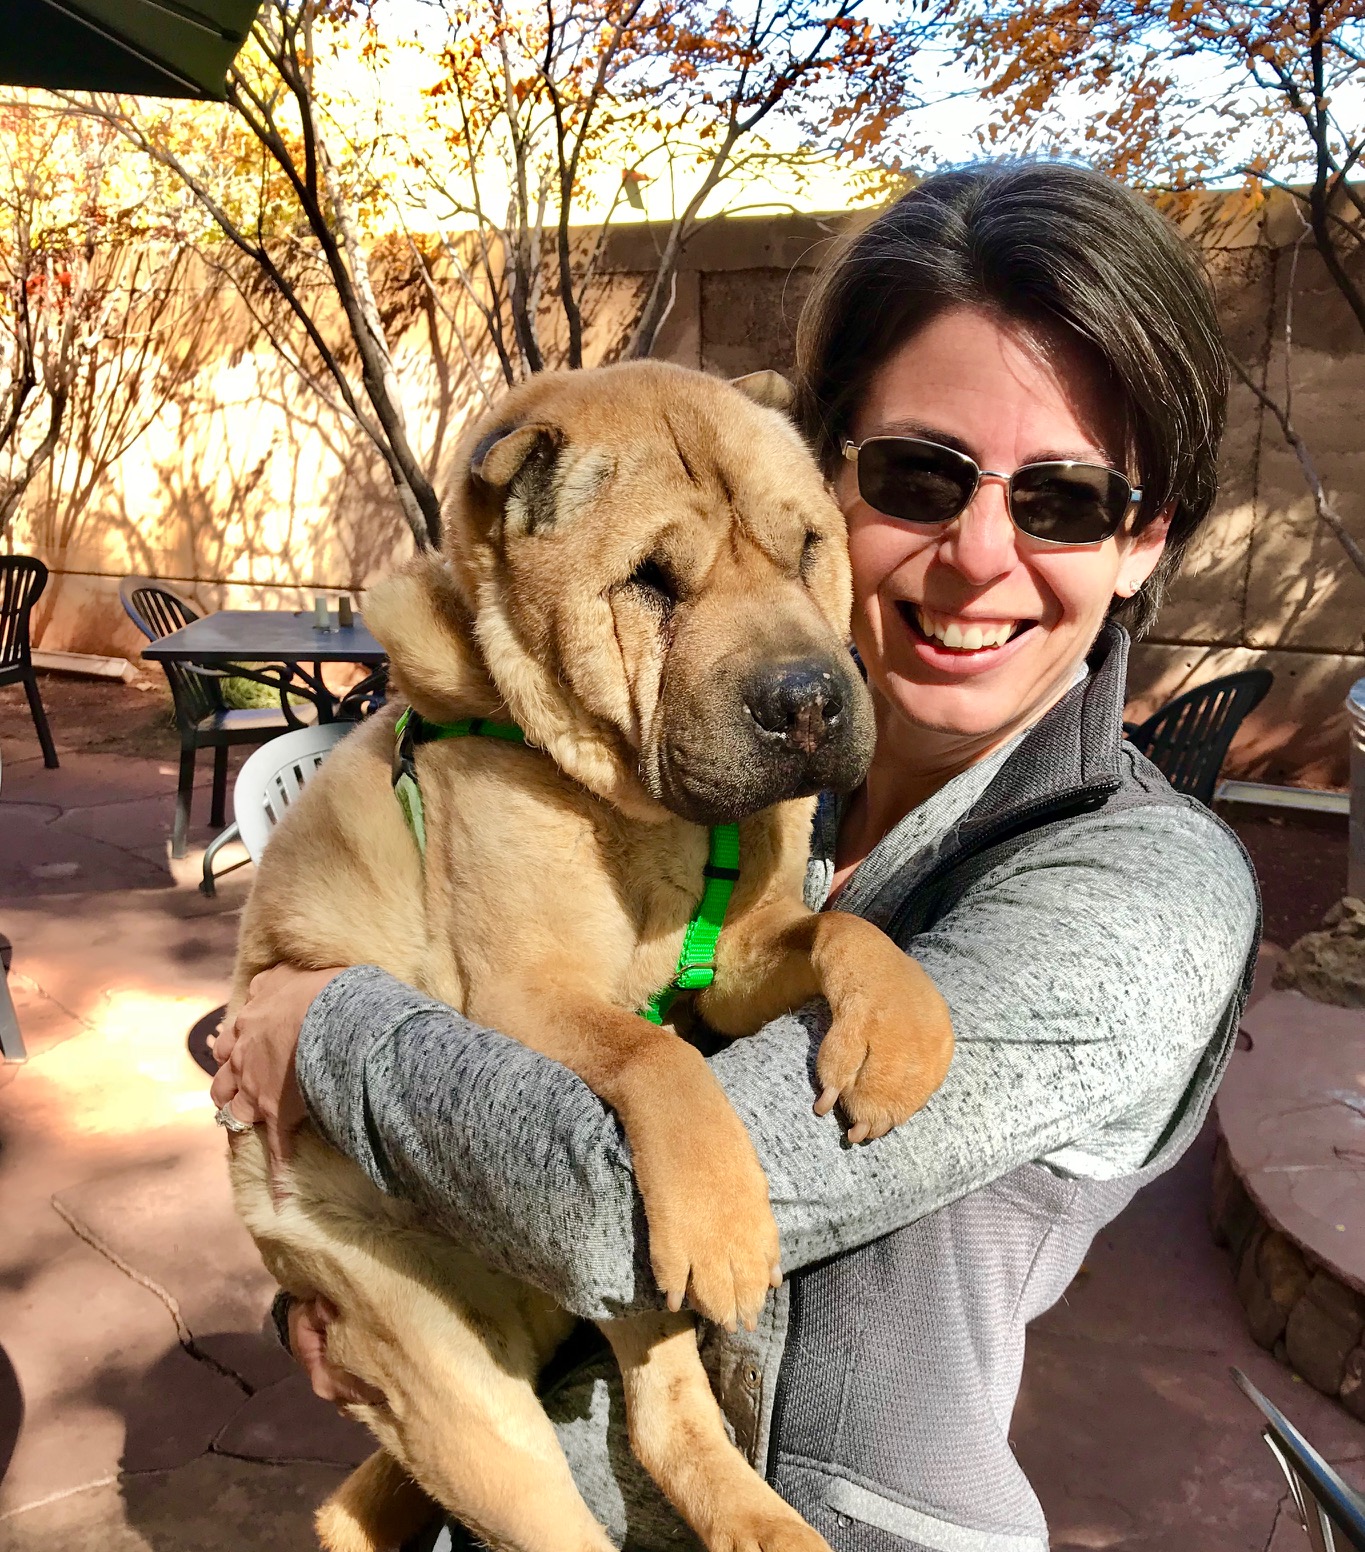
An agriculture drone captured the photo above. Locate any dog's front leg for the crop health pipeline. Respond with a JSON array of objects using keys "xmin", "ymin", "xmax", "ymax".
[
  {"xmin": 470, "ymin": 981, "xmax": 780, "ymax": 1330},
  {"xmin": 600, "ymin": 1312, "xmax": 829, "ymax": 1552},
  {"xmin": 698, "ymin": 901, "xmax": 954, "ymax": 1143}
]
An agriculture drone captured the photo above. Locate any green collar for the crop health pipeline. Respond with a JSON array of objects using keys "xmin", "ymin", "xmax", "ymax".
[{"xmin": 391, "ymin": 707, "xmax": 740, "ymax": 1025}]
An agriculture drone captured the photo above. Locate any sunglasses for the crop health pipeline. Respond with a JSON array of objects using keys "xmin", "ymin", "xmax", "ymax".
[{"xmin": 841, "ymin": 435, "xmax": 1142, "ymax": 547}]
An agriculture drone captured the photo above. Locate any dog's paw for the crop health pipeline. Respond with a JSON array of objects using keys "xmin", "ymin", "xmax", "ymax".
[
  {"xmin": 814, "ymin": 989, "xmax": 954, "ymax": 1144},
  {"xmin": 629, "ymin": 1099, "xmax": 781, "ymax": 1331},
  {"xmin": 710, "ymin": 1510, "xmax": 832, "ymax": 1552}
]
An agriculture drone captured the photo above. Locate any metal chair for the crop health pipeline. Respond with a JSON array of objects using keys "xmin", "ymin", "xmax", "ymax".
[
  {"xmin": 1235, "ymin": 1368, "xmax": 1365, "ymax": 1550},
  {"xmin": 119, "ymin": 576, "xmax": 312, "ymax": 860},
  {"xmin": 198, "ymin": 720, "xmax": 352, "ymax": 898},
  {"xmin": 1126, "ymin": 668, "xmax": 1273, "ymax": 807},
  {"xmin": 0, "ymin": 555, "xmax": 58, "ymax": 769},
  {"xmin": 0, "ymin": 747, "xmax": 26, "ymax": 1063}
]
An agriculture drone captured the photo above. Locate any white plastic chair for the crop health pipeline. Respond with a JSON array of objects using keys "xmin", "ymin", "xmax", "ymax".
[{"xmin": 199, "ymin": 722, "xmax": 351, "ymax": 893}]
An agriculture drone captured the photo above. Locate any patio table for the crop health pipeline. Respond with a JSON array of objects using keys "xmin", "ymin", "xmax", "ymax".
[{"xmin": 140, "ymin": 607, "xmax": 387, "ymax": 723}]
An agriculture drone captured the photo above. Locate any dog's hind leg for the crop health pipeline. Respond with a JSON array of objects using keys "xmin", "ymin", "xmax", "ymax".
[
  {"xmin": 315, "ymin": 1449, "xmax": 435, "ymax": 1552},
  {"xmin": 317, "ymin": 1291, "xmax": 618, "ymax": 1552},
  {"xmin": 602, "ymin": 1313, "xmax": 830, "ymax": 1552},
  {"xmin": 328, "ymin": 1386, "xmax": 618, "ymax": 1552}
]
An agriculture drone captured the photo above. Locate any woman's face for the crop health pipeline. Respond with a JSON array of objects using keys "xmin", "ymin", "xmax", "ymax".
[{"xmin": 835, "ymin": 305, "xmax": 1170, "ymax": 767}]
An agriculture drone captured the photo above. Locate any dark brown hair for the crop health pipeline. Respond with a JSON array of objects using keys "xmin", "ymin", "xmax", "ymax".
[{"xmin": 795, "ymin": 159, "xmax": 1228, "ymax": 637}]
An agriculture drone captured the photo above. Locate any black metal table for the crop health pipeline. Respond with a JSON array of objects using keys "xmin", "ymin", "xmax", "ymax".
[{"xmin": 140, "ymin": 608, "xmax": 388, "ymax": 722}]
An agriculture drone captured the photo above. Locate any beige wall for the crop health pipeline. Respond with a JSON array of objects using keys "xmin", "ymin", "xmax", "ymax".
[{"xmin": 17, "ymin": 203, "xmax": 1363, "ymax": 786}]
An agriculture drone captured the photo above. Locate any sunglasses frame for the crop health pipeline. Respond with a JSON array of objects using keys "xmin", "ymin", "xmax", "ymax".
[{"xmin": 840, "ymin": 435, "xmax": 1143, "ymax": 548}]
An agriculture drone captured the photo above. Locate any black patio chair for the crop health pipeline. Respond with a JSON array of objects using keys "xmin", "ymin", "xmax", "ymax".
[
  {"xmin": 1125, "ymin": 668, "xmax": 1273, "ymax": 807},
  {"xmin": 0, "ymin": 555, "xmax": 58, "ymax": 769},
  {"xmin": 120, "ymin": 576, "xmax": 308, "ymax": 860}
]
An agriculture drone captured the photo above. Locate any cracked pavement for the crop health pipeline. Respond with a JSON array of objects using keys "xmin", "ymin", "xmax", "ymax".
[{"xmin": 1, "ymin": 686, "xmax": 1361, "ymax": 1550}]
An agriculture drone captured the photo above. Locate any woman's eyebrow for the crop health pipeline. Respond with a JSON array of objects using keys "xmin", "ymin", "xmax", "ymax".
[
  {"xmin": 871, "ymin": 420, "xmax": 1115, "ymax": 467},
  {"xmin": 873, "ymin": 419, "xmax": 975, "ymax": 455}
]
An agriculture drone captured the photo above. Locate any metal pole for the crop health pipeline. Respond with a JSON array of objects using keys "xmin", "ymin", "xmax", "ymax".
[{"xmin": 1348, "ymin": 679, "xmax": 1365, "ymax": 901}]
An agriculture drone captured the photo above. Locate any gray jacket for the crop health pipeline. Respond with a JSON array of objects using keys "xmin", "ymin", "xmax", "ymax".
[{"xmin": 295, "ymin": 622, "xmax": 1260, "ymax": 1551}]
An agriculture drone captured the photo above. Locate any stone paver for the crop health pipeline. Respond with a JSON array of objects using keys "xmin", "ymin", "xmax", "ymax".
[
  {"xmin": 1218, "ymin": 990, "xmax": 1365, "ymax": 1294},
  {"xmin": 3, "ymin": 736, "xmax": 1362, "ymax": 1551}
]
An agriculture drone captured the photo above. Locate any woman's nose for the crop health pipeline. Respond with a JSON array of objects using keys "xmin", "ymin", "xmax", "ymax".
[{"xmin": 939, "ymin": 477, "xmax": 1018, "ymax": 585}]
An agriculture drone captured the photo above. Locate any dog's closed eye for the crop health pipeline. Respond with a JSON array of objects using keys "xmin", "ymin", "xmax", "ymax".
[{"xmin": 621, "ymin": 556, "xmax": 679, "ymax": 614}]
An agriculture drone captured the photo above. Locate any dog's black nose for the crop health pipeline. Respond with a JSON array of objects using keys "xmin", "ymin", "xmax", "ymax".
[{"xmin": 744, "ymin": 661, "xmax": 845, "ymax": 754}]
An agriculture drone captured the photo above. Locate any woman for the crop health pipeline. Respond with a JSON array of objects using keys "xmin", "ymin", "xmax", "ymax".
[{"xmin": 212, "ymin": 159, "xmax": 1259, "ymax": 1552}]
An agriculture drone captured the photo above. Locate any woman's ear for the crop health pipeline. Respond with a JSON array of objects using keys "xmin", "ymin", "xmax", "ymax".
[{"xmin": 1115, "ymin": 505, "xmax": 1173, "ymax": 597}]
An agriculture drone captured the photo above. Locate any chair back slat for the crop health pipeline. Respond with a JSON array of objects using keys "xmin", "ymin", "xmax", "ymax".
[
  {"xmin": 0, "ymin": 556, "xmax": 49, "ymax": 671},
  {"xmin": 1128, "ymin": 669, "xmax": 1274, "ymax": 806},
  {"xmin": 119, "ymin": 574, "xmax": 225, "ymax": 728},
  {"xmin": 233, "ymin": 723, "xmax": 352, "ymax": 862}
]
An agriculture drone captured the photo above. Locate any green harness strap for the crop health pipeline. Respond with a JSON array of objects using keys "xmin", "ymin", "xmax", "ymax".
[{"xmin": 391, "ymin": 706, "xmax": 739, "ymax": 1026}]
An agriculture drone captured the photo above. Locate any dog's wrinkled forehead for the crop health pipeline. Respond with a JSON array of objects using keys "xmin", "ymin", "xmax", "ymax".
[
  {"xmin": 465, "ymin": 373, "xmax": 818, "ymax": 550},
  {"xmin": 471, "ymin": 418, "xmax": 631, "ymax": 540}
]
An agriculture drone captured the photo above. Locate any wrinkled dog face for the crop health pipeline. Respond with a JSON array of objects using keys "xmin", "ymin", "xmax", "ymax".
[{"xmin": 453, "ymin": 362, "xmax": 875, "ymax": 825}]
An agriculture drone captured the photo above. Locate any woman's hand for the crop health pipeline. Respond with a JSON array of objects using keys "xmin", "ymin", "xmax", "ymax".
[
  {"xmin": 210, "ymin": 964, "xmax": 346, "ymax": 1193},
  {"xmin": 288, "ymin": 1295, "xmax": 386, "ymax": 1409}
]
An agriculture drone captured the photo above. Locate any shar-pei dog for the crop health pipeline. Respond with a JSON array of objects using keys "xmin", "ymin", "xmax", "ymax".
[{"xmin": 226, "ymin": 360, "xmax": 954, "ymax": 1552}]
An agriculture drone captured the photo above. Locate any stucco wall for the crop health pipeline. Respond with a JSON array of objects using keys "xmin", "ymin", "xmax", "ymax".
[{"xmin": 15, "ymin": 202, "xmax": 1362, "ymax": 786}]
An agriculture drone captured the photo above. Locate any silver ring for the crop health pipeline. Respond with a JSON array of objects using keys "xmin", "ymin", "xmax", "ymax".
[{"xmin": 215, "ymin": 1103, "xmax": 254, "ymax": 1135}]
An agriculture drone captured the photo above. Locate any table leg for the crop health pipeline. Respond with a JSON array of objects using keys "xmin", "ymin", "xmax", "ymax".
[{"xmin": 312, "ymin": 662, "xmax": 335, "ymax": 723}]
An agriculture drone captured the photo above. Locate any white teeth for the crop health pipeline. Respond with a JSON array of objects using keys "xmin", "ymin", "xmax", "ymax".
[{"xmin": 915, "ymin": 606, "xmax": 1018, "ymax": 651}]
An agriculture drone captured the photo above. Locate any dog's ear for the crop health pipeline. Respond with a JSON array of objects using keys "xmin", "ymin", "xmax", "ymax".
[
  {"xmin": 470, "ymin": 422, "xmax": 561, "ymax": 535},
  {"xmin": 470, "ymin": 423, "xmax": 558, "ymax": 487},
  {"xmin": 730, "ymin": 370, "xmax": 795, "ymax": 415}
]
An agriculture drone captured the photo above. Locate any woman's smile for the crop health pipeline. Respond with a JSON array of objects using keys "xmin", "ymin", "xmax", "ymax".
[{"xmin": 897, "ymin": 602, "xmax": 1040, "ymax": 674}]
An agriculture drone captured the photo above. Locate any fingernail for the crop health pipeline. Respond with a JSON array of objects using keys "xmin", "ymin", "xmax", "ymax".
[
  {"xmin": 666, "ymin": 1289, "xmax": 683, "ymax": 1313},
  {"xmin": 813, "ymin": 1085, "xmax": 840, "ymax": 1116},
  {"xmin": 770, "ymin": 1264, "xmax": 783, "ymax": 1287},
  {"xmin": 847, "ymin": 1121, "xmax": 870, "ymax": 1144}
]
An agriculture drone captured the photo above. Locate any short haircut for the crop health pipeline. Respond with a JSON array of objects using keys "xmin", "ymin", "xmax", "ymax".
[{"xmin": 795, "ymin": 159, "xmax": 1229, "ymax": 637}]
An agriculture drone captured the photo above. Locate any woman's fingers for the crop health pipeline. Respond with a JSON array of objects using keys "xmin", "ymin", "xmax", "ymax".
[
  {"xmin": 210, "ymin": 1012, "xmax": 237, "ymax": 1065},
  {"xmin": 289, "ymin": 1296, "xmax": 386, "ymax": 1411},
  {"xmin": 208, "ymin": 1061, "xmax": 240, "ymax": 1111}
]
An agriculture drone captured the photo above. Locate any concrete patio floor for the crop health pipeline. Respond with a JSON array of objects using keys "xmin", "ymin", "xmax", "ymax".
[{"xmin": 1, "ymin": 674, "xmax": 1362, "ymax": 1552}]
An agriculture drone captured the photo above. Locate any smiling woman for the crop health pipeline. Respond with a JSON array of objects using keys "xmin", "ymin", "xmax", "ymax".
[{"xmin": 213, "ymin": 161, "xmax": 1260, "ymax": 1552}]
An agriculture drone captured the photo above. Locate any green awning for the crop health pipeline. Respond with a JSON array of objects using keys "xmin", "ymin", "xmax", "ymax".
[{"xmin": 0, "ymin": 0, "xmax": 265, "ymax": 101}]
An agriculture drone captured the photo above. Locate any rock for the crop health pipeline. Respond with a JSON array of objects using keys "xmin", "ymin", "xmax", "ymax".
[
  {"xmin": 1284, "ymin": 1272, "xmax": 1365, "ymax": 1396},
  {"xmin": 1209, "ymin": 1136, "xmax": 1260, "ymax": 1262},
  {"xmin": 1274, "ymin": 896, "xmax": 1365, "ymax": 1007},
  {"xmin": 1236, "ymin": 1229, "xmax": 1312, "ymax": 1349},
  {"xmin": 1341, "ymin": 1347, "xmax": 1365, "ymax": 1423}
]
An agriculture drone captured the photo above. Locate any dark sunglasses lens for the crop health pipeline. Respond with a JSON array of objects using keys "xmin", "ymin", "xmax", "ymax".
[
  {"xmin": 1010, "ymin": 464, "xmax": 1131, "ymax": 544},
  {"xmin": 857, "ymin": 439, "xmax": 975, "ymax": 525}
]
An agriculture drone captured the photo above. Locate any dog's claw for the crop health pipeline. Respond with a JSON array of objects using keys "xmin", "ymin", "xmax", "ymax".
[{"xmin": 813, "ymin": 1084, "xmax": 840, "ymax": 1117}]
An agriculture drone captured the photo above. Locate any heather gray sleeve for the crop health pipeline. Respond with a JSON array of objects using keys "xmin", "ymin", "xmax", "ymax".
[{"xmin": 294, "ymin": 803, "xmax": 1256, "ymax": 1323}]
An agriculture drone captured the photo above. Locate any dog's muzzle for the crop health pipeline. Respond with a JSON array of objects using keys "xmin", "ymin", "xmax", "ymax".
[{"xmin": 653, "ymin": 654, "xmax": 874, "ymax": 824}]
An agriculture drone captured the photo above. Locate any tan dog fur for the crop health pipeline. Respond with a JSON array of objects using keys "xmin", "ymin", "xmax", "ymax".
[{"xmin": 227, "ymin": 362, "xmax": 954, "ymax": 1552}]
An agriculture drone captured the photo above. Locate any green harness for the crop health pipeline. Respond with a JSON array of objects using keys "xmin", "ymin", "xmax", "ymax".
[{"xmin": 392, "ymin": 707, "xmax": 740, "ymax": 1026}]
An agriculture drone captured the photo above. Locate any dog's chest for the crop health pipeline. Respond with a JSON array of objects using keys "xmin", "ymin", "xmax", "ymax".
[
  {"xmin": 414, "ymin": 745, "xmax": 724, "ymax": 1013},
  {"xmin": 610, "ymin": 820, "xmax": 716, "ymax": 1013}
]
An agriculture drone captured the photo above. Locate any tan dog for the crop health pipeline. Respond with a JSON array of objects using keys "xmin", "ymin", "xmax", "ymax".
[{"xmin": 227, "ymin": 361, "xmax": 954, "ymax": 1552}]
